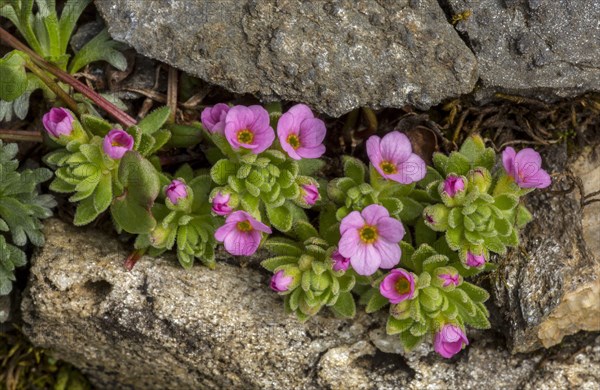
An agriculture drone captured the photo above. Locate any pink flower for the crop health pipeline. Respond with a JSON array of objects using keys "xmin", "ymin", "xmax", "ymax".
[
  {"xmin": 466, "ymin": 251, "xmax": 485, "ymax": 268},
  {"xmin": 502, "ymin": 147, "xmax": 551, "ymax": 189},
  {"xmin": 366, "ymin": 131, "xmax": 426, "ymax": 184},
  {"xmin": 331, "ymin": 250, "xmax": 350, "ymax": 272},
  {"xmin": 215, "ymin": 211, "xmax": 272, "ymax": 256},
  {"xmin": 103, "ymin": 129, "xmax": 134, "ymax": 159},
  {"xmin": 277, "ymin": 104, "xmax": 326, "ymax": 160},
  {"xmin": 165, "ymin": 179, "xmax": 188, "ymax": 205},
  {"xmin": 439, "ymin": 273, "xmax": 460, "ymax": 287},
  {"xmin": 434, "ymin": 324, "xmax": 469, "ymax": 358},
  {"xmin": 201, "ymin": 103, "xmax": 230, "ymax": 134},
  {"xmin": 338, "ymin": 204, "xmax": 405, "ymax": 276},
  {"xmin": 224, "ymin": 105, "xmax": 275, "ymax": 154},
  {"xmin": 212, "ymin": 192, "xmax": 233, "ymax": 216},
  {"xmin": 443, "ymin": 175, "xmax": 465, "ymax": 197},
  {"xmin": 270, "ymin": 270, "xmax": 293, "ymax": 292},
  {"xmin": 42, "ymin": 108, "xmax": 74, "ymax": 138},
  {"xmin": 379, "ymin": 268, "xmax": 415, "ymax": 304},
  {"xmin": 302, "ymin": 184, "xmax": 319, "ymax": 205}
]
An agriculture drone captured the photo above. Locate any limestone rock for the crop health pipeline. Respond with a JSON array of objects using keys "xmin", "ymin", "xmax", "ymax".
[
  {"xmin": 492, "ymin": 143, "xmax": 600, "ymax": 353},
  {"xmin": 94, "ymin": 0, "xmax": 478, "ymax": 117},
  {"xmin": 446, "ymin": 0, "xmax": 600, "ymax": 100},
  {"xmin": 21, "ymin": 219, "xmax": 600, "ymax": 389}
]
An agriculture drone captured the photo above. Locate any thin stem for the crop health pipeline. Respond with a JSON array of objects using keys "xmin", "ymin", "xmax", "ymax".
[
  {"xmin": 25, "ymin": 60, "xmax": 80, "ymax": 114},
  {"xmin": 0, "ymin": 27, "xmax": 137, "ymax": 128},
  {"xmin": 0, "ymin": 130, "xmax": 43, "ymax": 142},
  {"xmin": 167, "ymin": 66, "xmax": 178, "ymax": 124}
]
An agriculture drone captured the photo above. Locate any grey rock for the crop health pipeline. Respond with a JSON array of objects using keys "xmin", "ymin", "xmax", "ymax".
[
  {"xmin": 493, "ymin": 143, "xmax": 600, "ymax": 353},
  {"xmin": 446, "ymin": 0, "xmax": 600, "ymax": 99},
  {"xmin": 22, "ymin": 219, "xmax": 600, "ymax": 389},
  {"xmin": 94, "ymin": 0, "xmax": 478, "ymax": 116}
]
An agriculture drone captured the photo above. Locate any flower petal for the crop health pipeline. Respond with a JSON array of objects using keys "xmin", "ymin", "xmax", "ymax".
[
  {"xmin": 214, "ymin": 222, "xmax": 235, "ymax": 242},
  {"xmin": 299, "ymin": 118, "xmax": 326, "ymax": 147},
  {"xmin": 366, "ymin": 135, "xmax": 383, "ymax": 170},
  {"xmin": 249, "ymin": 217, "xmax": 272, "ymax": 234},
  {"xmin": 374, "ymin": 239, "xmax": 401, "ymax": 269},
  {"xmin": 350, "ymin": 244, "xmax": 380, "ymax": 276},
  {"xmin": 296, "ymin": 145, "xmax": 326, "ymax": 159},
  {"xmin": 340, "ymin": 211, "xmax": 365, "ymax": 235},
  {"xmin": 380, "ymin": 131, "xmax": 412, "ymax": 163},
  {"xmin": 224, "ymin": 230, "xmax": 260, "ymax": 256},
  {"xmin": 361, "ymin": 204, "xmax": 390, "ymax": 225},
  {"xmin": 502, "ymin": 147, "xmax": 517, "ymax": 177},
  {"xmin": 338, "ymin": 229, "xmax": 361, "ymax": 258},
  {"xmin": 521, "ymin": 169, "xmax": 552, "ymax": 189},
  {"xmin": 377, "ymin": 217, "xmax": 405, "ymax": 242},
  {"xmin": 389, "ymin": 153, "xmax": 426, "ymax": 184},
  {"xmin": 287, "ymin": 103, "xmax": 314, "ymax": 122}
]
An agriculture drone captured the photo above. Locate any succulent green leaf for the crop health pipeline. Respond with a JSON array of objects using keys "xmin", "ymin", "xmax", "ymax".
[
  {"xmin": 261, "ymin": 256, "xmax": 298, "ymax": 272},
  {"xmin": 386, "ymin": 316, "xmax": 413, "ymax": 335},
  {"xmin": 264, "ymin": 203, "xmax": 291, "ymax": 232},
  {"xmin": 81, "ymin": 114, "xmax": 113, "ymax": 137},
  {"xmin": 110, "ymin": 151, "xmax": 160, "ymax": 234},
  {"xmin": 210, "ymin": 159, "xmax": 237, "ymax": 185},
  {"xmin": 342, "ymin": 156, "xmax": 366, "ymax": 184},
  {"xmin": 516, "ymin": 204, "xmax": 533, "ymax": 228},
  {"xmin": 445, "ymin": 152, "xmax": 471, "ymax": 176},
  {"xmin": 137, "ymin": 106, "xmax": 171, "ymax": 134},
  {"xmin": 365, "ymin": 290, "xmax": 389, "ymax": 313},
  {"xmin": 330, "ymin": 291, "xmax": 356, "ymax": 318},
  {"xmin": 297, "ymin": 158, "xmax": 325, "ymax": 176},
  {"xmin": 459, "ymin": 282, "xmax": 490, "ymax": 303},
  {"xmin": 399, "ymin": 331, "xmax": 424, "ymax": 352},
  {"xmin": 494, "ymin": 194, "xmax": 519, "ymax": 211}
]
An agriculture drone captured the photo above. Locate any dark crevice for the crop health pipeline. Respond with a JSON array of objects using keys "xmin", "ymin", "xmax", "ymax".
[{"xmin": 436, "ymin": 0, "xmax": 476, "ymax": 55}]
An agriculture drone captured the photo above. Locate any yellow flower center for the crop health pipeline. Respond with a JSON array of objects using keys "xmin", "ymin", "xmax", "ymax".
[
  {"xmin": 287, "ymin": 133, "xmax": 301, "ymax": 149},
  {"xmin": 380, "ymin": 161, "xmax": 397, "ymax": 175},
  {"xmin": 237, "ymin": 129, "xmax": 254, "ymax": 144},
  {"xmin": 395, "ymin": 278, "xmax": 411, "ymax": 294},
  {"xmin": 237, "ymin": 221, "xmax": 253, "ymax": 232},
  {"xmin": 359, "ymin": 225, "xmax": 378, "ymax": 244}
]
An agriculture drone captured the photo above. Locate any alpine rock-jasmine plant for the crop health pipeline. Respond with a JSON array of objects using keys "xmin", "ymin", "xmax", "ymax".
[
  {"xmin": 34, "ymin": 95, "xmax": 552, "ymax": 359},
  {"xmin": 204, "ymin": 103, "xmax": 325, "ymax": 236}
]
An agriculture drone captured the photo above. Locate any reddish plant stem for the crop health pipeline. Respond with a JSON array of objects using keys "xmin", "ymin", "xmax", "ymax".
[{"xmin": 0, "ymin": 27, "xmax": 137, "ymax": 128}]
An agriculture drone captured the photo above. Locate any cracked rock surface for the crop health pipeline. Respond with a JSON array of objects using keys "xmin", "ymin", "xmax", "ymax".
[
  {"xmin": 446, "ymin": 0, "xmax": 600, "ymax": 100},
  {"xmin": 22, "ymin": 219, "xmax": 600, "ymax": 389},
  {"xmin": 94, "ymin": 0, "xmax": 477, "ymax": 116}
]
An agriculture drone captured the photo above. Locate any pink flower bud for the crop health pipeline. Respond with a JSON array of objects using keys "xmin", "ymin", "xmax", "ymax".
[
  {"xmin": 379, "ymin": 268, "xmax": 415, "ymax": 304},
  {"xmin": 443, "ymin": 175, "xmax": 465, "ymax": 197},
  {"xmin": 331, "ymin": 250, "xmax": 350, "ymax": 272},
  {"xmin": 434, "ymin": 324, "xmax": 469, "ymax": 358},
  {"xmin": 302, "ymin": 183, "xmax": 319, "ymax": 205},
  {"xmin": 466, "ymin": 251, "xmax": 486, "ymax": 268},
  {"xmin": 165, "ymin": 179, "xmax": 188, "ymax": 205},
  {"xmin": 270, "ymin": 270, "xmax": 293, "ymax": 292},
  {"xmin": 201, "ymin": 103, "xmax": 230, "ymax": 134},
  {"xmin": 42, "ymin": 108, "xmax": 74, "ymax": 138},
  {"xmin": 212, "ymin": 192, "xmax": 232, "ymax": 216},
  {"xmin": 438, "ymin": 273, "xmax": 460, "ymax": 287},
  {"xmin": 103, "ymin": 129, "xmax": 134, "ymax": 159}
]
